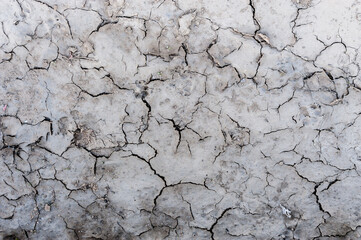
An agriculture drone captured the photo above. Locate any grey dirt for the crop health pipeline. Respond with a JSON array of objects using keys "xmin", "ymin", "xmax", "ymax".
[{"xmin": 1, "ymin": 0, "xmax": 361, "ymax": 239}]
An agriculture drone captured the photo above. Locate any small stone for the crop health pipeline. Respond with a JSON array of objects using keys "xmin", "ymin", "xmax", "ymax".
[{"xmin": 44, "ymin": 204, "xmax": 51, "ymax": 212}]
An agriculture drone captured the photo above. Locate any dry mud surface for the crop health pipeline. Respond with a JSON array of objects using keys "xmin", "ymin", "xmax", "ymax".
[{"xmin": 1, "ymin": 0, "xmax": 361, "ymax": 239}]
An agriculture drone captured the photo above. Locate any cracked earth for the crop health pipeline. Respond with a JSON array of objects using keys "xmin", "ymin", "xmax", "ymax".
[{"xmin": 2, "ymin": 0, "xmax": 361, "ymax": 239}]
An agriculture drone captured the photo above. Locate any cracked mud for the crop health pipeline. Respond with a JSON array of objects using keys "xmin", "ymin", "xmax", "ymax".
[{"xmin": 1, "ymin": 0, "xmax": 361, "ymax": 239}]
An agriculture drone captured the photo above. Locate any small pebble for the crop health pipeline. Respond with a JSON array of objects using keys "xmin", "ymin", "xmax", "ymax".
[{"xmin": 44, "ymin": 204, "xmax": 51, "ymax": 212}]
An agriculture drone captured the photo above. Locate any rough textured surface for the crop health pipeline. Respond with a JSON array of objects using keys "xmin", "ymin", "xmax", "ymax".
[{"xmin": 1, "ymin": 0, "xmax": 361, "ymax": 239}]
